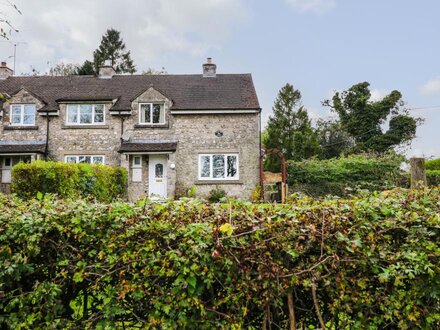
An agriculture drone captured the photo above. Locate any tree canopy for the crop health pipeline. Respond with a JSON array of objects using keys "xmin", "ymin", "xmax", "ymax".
[
  {"xmin": 264, "ymin": 83, "xmax": 320, "ymax": 171},
  {"xmin": 92, "ymin": 28, "xmax": 136, "ymax": 74},
  {"xmin": 323, "ymin": 82, "xmax": 419, "ymax": 153}
]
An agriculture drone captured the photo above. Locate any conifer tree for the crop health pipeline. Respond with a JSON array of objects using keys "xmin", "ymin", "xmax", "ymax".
[
  {"xmin": 93, "ymin": 28, "xmax": 136, "ymax": 74},
  {"xmin": 264, "ymin": 83, "xmax": 320, "ymax": 171}
]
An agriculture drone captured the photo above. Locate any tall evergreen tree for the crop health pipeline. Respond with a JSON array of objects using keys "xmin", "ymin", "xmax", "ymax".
[
  {"xmin": 93, "ymin": 28, "xmax": 136, "ymax": 74},
  {"xmin": 264, "ymin": 83, "xmax": 320, "ymax": 171}
]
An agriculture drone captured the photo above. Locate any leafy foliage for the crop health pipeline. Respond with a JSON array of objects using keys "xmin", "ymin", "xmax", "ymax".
[
  {"xmin": 0, "ymin": 189, "xmax": 439, "ymax": 329},
  {"xmin": 323, "ymin": 82, "xmax": 419, "ymax": 153},
  {"xmin": 315, "ymin": 119, "xmax": 353, "ymax": 159},
  {"xmin": 426, "ymin": 158, "xmax": 440, "ymax": 170},
  {"xmin": 208, "ymin": 187, "xmax": 227, "ymax": 202},
  {"xmin": 11, "ymin": 161, "xmax": 127, "ymax": 202},
  {"xmin": 93, "ymin": 28, "xmax": 136, "ymax": 74},
  {"xmin": 427, "ymin": 170, "xmax": 440, "ymax": 186},
  {"xmin": 287, "ymin": 153, "xmax": 405, "ymax": 197},
  {"xmin": 264, "ymin": 83, "xmax": 320, "ymax": 171}
]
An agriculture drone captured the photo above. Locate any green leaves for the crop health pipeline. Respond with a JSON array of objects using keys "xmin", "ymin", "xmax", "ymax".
[{"xmin": 0, "ymin": 188, "xmax": 439, "ymax": 329}]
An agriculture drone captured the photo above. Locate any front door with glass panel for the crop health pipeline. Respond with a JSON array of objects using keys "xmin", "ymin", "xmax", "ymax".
[
  {"xmin": 1, "ymin": 157, "xmax": 12, "ymax": 183},
  {"xmin": 148, "ymin": 155, "xmax": 167, "ymax": 199}
]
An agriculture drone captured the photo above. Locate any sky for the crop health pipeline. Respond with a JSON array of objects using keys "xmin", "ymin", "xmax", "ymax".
[{"xmin": 1, "ymin": 0, "xmax": 440, "ymax": 158}]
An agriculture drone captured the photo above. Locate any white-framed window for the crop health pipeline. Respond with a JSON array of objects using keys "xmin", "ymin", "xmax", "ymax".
[
  {"xmin": 132, "ymin": 156, "xmax": 142, "ymax": 182},
  {"xmin": 198, "ymin": 154, "xmax": 239, "ymax": 180},
  {"xmin": 65, "ymin": 155, "xmax": 105, "ymax": 164},
  {"xmin": 10, "ymin": 104, "xmax": 36, "ymax": 126},
  {"xmin": 66, "ymin": 104, "xmax": 105, "ymax": 125},
  {"xmin": 139, "ymin": 103, "xmax": 165, "ymax": 124}
]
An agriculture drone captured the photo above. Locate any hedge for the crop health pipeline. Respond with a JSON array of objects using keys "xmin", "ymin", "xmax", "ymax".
[
  {"xmin": 0, "ymin": 189, "xmax": 439, "ymax": 329},
  {"xmin": 11, "ymin": 160, "xmax": 127, "ymax": 202},
  {"xmin": 426, "ymin": 158, "xmax": 440, "ymax": 170},
  {"xmin": 287, "ymin": 153, "xmax": 405, "ymax": 197}
]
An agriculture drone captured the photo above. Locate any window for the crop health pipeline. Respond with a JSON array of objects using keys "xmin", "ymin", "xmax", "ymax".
[
  {"xmin": 198, "ymin": 154, "xmax": 239, "ymax": 180},
  {"xmin": 10, "ymin": 104, "xmax": 36, "ymax": 126},
  {"xmin": 132, "ymin": 156, "xmax": 142, "ymax": 182},
  {"xmin": 65, "ymin": 155, "xmax": 105, "ymax": 164},
  {"xmin": 139, "ymin": 103, "xmax": 164, "ymax": 124},
  {"xmin": 66, "ymin": 104, "xmax": 105, "ymax": 125}
]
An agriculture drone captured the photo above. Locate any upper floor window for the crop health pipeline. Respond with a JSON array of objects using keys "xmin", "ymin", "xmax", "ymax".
[
  {"xmin": 66, "ymin": 104, "xmax": 105, "ymax": 125},
  {"xmin": 10, "ymin": 104, "xmax": 36, "ymax": 126},
  {"xmin": 198, "ymin": 154, "xmax": 239, "ymax": 180},
  {"xmin": 139, "ymin": 103, "xmax": 164, "ymax": 124},
  {"xmin": 65, "ymin": 155, "xmax": 105, "ymax": 164}
]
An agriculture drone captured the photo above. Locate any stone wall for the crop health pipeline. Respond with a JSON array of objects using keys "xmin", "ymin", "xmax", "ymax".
[{"xmin": 1, "ymin": 87, "xmax": 260, "ymax": 201}]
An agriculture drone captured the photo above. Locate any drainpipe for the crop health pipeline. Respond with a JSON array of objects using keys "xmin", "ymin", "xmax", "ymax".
[
  {"xmin": 120, "ymin": 112, "xmax": 124, "ymax": 144},
  {"xmin": 44, "ymin": 113, "xmax": 50, "ymax": 160},
  {"xmin": 258, "ymin": 108, "xmax": 264, "ymax": 200}
]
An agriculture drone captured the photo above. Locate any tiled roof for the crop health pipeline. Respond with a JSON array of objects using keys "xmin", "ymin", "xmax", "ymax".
[
  {"xmin": 0, "ymin": 74, "xmax": 260, "ymax": 112},
  {"xmin": 0, "ymin": 141, "xmax": 46, "ymax": 153},
  {"xmin": 119, "ymin": 140, "xmax": 178, "ymax": 153}
]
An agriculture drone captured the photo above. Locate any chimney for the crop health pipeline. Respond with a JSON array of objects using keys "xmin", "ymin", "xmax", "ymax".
[
  {"xmin": 0, "ymin": 62, "xmax": 13, "ymax": 79},
  {"xmin": 98, "ymin": 59, "xmax": 116, "ymax": 79},
  {"xmin": 202, "ymin": 57, "xmax": 216, "ymax": 77}
]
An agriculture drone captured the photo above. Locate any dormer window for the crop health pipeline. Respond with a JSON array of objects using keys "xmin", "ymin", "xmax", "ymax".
[
  {"xmin": 10, "ymin": 104, "xmax": 36, "ymax": 126},
  {"xmin": 66, "ymin": 104, "xmax": 105, "ymax": 125},
  {"xmin": 139, "ymin": 103, "xmax": 164, "ymax": 124}
]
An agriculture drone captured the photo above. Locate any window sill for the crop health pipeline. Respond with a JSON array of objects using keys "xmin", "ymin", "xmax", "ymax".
[
  {"xmin": 196, "ymin": 180, "xmax": 242, "ymax": 185},
  {"xmin": 134, "ymin": 124, "xmax": 169, "ymax": 129},
  {"xmin": 4, "ymin": 125, "xmax": 38, "ymax": 130},
  {"xmin": 62, "ymin": 125, "xmax": 109, "ymax": 129}
]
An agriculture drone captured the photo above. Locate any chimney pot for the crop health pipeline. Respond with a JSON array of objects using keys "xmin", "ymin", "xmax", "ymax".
[
  {"xmin": 1, "ymin": 62, "xmax": 6, "ymax": 67},
  {"xmin": 202, "ymin": 57, "xmax": 216, "ymax": 77}
]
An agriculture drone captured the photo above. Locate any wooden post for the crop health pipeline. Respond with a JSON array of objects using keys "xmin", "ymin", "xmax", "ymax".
[{"xmin": 410, "ymin": 157, "xmax": 427, "ymax": 189}]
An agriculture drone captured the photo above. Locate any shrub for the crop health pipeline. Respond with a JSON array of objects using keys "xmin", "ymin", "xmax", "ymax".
[
  {"xmin": 208, "ymin": 187, "xmax": 226, "ymax": 202},
  {"xmin": 11, "ymin": 160, "xmax": 127, "ymax": 202},
  {"xmin": 287, "ymin": 153, "xmax": 405, "ymax": 197},
  {"xmin": 0, "ymin": 189, "xmax": 438, "ymax": 329},
  {"xmin": 426, "ymin": 158, "xmax": 440, "ymax": 170},
  {"xmin": 427, "ymin": 170, "xmax": 440, "ymax": 186}
]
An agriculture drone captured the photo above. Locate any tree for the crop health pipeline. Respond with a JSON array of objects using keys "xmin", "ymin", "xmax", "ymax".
[
  {"xmin": 76, "ymin": 60, "xmax": 95, "ymax": 75},
  {"xmin": 264, "ymin": 83, "xmax": 320, "ymax": 171},
  {"xmin": 93, "ymin": 28, "xmax": 136, "ymax": 74},
  {"xmin": 142, "ymin": 67, "xmax": 168, "ymax": 75},
  {"xmin": 48, "ymin": 62, "xmax": 79, "ymax": 76},
  {"xmin": 316, "ymin": 119, "xmax": 353, "ymax": 159},
  {"xmin": 323, "ymin": 82, "xmax": 419, "ymax": 153}
]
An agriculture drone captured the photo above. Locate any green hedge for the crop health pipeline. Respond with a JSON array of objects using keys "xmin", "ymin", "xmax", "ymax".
[
  {"xmin": 0, "ymin": 189, "xmax": 439, "ymax": 329},
  {"xmin": 287, "ymin": 154, "xmax": 405, "ymax": 197},
  {"xmin": 426, "ymin": 158, "xmax": 440, "ymax": 170},
  {"xmin": 11, "ymin": 160, "xmax": 127, "ymax": 202},
  {"xmin": 427, "ymin": 170, "xmax": 440, "ymax": 186}
]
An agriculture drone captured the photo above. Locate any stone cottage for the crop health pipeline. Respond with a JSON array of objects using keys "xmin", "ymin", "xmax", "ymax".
[{"xmin": 0, "ymin": 59, "xmax": 261, "ymax": 201}]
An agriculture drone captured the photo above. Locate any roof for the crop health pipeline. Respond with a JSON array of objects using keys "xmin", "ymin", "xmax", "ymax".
[
  {"xmin": 119, "ymin": 140, "xmax": 178, "ymax": 153},
  {"xmin": 0, "ymin": 141, "xmax": 46, "ymax": 154},
  {"xmin": 0, "ymin": 74, "xmax": 260, "ymax": 112}
]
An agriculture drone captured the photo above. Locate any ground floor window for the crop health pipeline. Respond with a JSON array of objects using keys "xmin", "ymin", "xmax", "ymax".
[
  {"xmin": 65, "ymin": 155, "xmax": 105, "ymax": 164},
  {"xmin": 198, "ymin": 154, "xmax": 239, "ymax": 180}
]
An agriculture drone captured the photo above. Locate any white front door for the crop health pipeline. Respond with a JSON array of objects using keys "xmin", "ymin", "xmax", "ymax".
[
  {"xmin": 1, "ymin": 157, "xmax": 12, "ymax": 183},
  {"xmin": 148, "ymin": 155, "xmax": 167, "ymax": 199}
]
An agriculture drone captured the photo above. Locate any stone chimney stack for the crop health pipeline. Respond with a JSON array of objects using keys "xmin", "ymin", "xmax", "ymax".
[
  {"xmin": 0, "ymin": 62, "xmax": 13, "ymax": 79},
  {"xmin": 202, "ymin": 57, "xmax": 216, "ymax": 77},
  {"xmin": 98, "ymin": 60, "xmax": 116, "ymax": 79}
]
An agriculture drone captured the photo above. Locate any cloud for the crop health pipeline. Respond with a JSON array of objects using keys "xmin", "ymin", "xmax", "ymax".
[
  {"xmin": 284, "ymin": 0, "xmax": 336, "ymax": 14},
  {"xmin": 0, "ymin": 0, "xmax": 250, "ymax": 74},
  {"xmin": 419, "ymin": 78, "xmax": 440, "ymax": 95},
  {"xmin": 370, "ymin": 88, "xmax": 390, "ymax": 101}
]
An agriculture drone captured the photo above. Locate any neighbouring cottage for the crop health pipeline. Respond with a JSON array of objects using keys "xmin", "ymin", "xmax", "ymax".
[{"xmin": 0, "ymin": 59, "xmax": 261, "ymax": 201}]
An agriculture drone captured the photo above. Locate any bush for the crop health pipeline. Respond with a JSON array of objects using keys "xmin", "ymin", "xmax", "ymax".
[
  {"xmin": 287, "ymin": 153, "xmax": 405, "ymax": 197},
  {"xmin": 427, "ymin": 170, "xmax": 440, "ymax": 186},
  {"xmin": 208, "ymin": 187, "xmax": 226, "ymax": 202},
  {"xmin": 0, "ymin": 189, "xmax": 439, "ymax": 329},
  {"xmin": 426, "ymin": 158, "xmax": 440, "ymax": 170},
  {"xmin": 11, "ymin": 160, "xmax": 127, "ymax": 202}
]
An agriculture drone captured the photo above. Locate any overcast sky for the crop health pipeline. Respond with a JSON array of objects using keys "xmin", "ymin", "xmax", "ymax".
[{"xmin": 1, "ymin": 0, "xmax": 440, "ymax": 158}]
